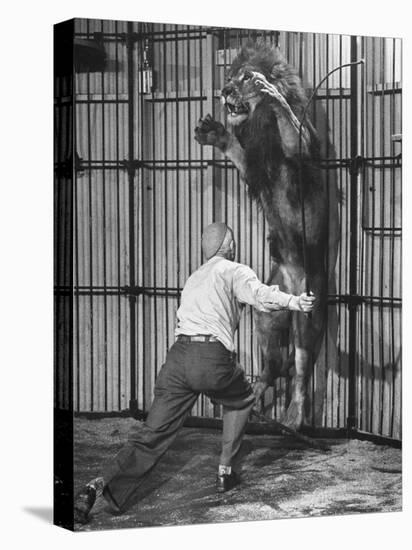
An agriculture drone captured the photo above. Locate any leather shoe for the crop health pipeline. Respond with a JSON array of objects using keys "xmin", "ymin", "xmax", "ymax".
[
  {"xmin": 74, "ymin": 485, "xmax": 96, "ymax": 524},
  {"xmin": 216, "ymin": 470, "xmax": 240, "ymax": 493}
]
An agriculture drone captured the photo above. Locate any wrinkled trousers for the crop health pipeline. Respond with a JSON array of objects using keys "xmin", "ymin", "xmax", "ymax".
[{"xmin": 101, "ymin": 340, "xmax": 255, "ymax": 512}]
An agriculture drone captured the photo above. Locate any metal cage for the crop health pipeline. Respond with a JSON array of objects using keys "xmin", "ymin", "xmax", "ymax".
[{"xmin": 54, "ymin": 19, "xmax": 402, "ymax": 443}]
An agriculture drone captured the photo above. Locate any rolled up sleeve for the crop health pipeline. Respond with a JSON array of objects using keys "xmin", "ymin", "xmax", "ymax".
[{"xmin": 232, "ymin": 264, "xmax": 293, "ymax": 312}]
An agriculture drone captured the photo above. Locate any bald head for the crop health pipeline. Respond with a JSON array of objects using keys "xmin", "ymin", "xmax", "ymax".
[{"xmin": 201, "ymin": 222, "xmax": 235, "ymax": 261}]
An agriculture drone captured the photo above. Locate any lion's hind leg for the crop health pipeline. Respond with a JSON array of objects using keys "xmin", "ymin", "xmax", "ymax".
[
  {"xmin": 253, "ymin": 309, "xmax": 291, "ymax": 414},
  {"xmin": 282, "ymin": 291, "xmax": 326, "ymax": 431}
]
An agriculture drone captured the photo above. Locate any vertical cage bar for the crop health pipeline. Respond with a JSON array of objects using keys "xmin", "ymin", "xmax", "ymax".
[
  {"xmin": 186, "ymin": 26, "xmax": 193, "ymax": 274},
  {"xmin": 163, "ymin": 25, "xmax": 170, "ymax": 351},
  {"xmin": 358, "ymin": 36, "xmax": 366, "ymax": 431},
  {"xmin": 210, "ymin": 29, "xmax": 217, "ymax": 222},
  {"xmin": 100, "ymin": 19, "xmax": 108, "ymax": 410},
  {"xmin": 86, "ymin": 19, "xmax": 95, "ymax": 411},
  {"xmin": 369, "ymin": 37, "xmax": 376, "ymax": 434},
  {"xmin": 223, "ymin": 29, "xmax": 229, "ymax": 222},
  {"xmin": 126, "ymin": 23, "xmax": 137, "ymax": 413},
  {"xmin": 378, "ymin": 38, "xmax": 386, "ymax": 435},
  {"xmin": 389, "ymin": 38, "xmax": 396, "ymax": 437},
  {"xmin": 151, "ymin": 24, "xmax": 159, "ymax": 385},
  {"xmin": 336, "ymin": 33, "xmax": 344, "ymax": 429},
  {"xmin": 114, "ymin": 20, "xmax": 122, "ymax": 410},
  {"xmin": 199, "ymin": 28, "xmax": 205, "ymax": 235},
  {"xmin": 175, "ymin": 25, "xmax": 181, "ymax": 302},
  {"xmin": 347, "ymin": 35, "xmax": 359, "ymax": 431},
  {"xmin": 138, "ymin": 23, "xmax": 146, "ymax": 410},
  {"xmin": 325, "ymin": 33, "xmax": 331, "ymax": 427},
  {"xmin": 73, "ymin": 73, "xmax": 80, "ymax": 412},
  {"xmin": 137, "ymin": 24, "xmax": 145, "ymax": 410},
  {"xmin": 199, "ymin": 28, "xmax": 205, "ymax": 418}
]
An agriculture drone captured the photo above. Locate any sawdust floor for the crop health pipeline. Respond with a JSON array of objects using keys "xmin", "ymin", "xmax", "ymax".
[{"xmin": 74, "ymin": 417, "xmax": 402, "ymax": 531}]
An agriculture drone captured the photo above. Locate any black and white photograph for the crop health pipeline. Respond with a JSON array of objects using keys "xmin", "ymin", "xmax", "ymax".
[{"xmin": 52, "ymin": 16, "xmax": 403, "ymax": 532}]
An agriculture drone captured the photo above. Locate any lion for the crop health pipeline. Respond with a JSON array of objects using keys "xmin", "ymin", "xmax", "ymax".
[{"xmin": 194, "ymin": 42, "xmax": 339, "ymax": 430}]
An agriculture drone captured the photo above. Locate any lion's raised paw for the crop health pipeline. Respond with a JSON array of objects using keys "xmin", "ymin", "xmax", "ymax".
[{"xmin": 194, "ymin": 114, "xmax": 228, "ymax": 149}]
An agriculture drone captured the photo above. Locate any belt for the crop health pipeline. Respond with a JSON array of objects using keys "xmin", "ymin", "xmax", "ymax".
[{"xmin": 177, "ymin": 335, "xmax": 220, "ymax": 343}]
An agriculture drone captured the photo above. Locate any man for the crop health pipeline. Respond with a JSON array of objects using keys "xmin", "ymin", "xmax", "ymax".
[{"xmin": 74, "ymin": 222, "xmax": 315, "ymax": 524}]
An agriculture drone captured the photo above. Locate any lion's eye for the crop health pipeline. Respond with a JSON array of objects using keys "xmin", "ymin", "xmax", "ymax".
[{"xmin": 243, "ymin": 72, "xmax": 252, "ymax": 81}]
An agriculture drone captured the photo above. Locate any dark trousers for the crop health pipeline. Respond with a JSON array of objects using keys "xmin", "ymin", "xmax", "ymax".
[{"xmin": 101, "ymin": 340, "xmax": 255, "ymax": 512}]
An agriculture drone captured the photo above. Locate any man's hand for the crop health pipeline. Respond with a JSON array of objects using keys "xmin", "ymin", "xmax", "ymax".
[
  {"xmin": 289, "ymin": 292, "xmax": 316, "ymax": 313},
  {"xmin": 297, "ymin": 292, "xmax": 316, "ymax": 313}
]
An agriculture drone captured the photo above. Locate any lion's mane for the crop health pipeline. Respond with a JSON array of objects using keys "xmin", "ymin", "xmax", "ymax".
[{"xmin": 230, "ymin": 42, "xmax": 321, "ymax": 207}]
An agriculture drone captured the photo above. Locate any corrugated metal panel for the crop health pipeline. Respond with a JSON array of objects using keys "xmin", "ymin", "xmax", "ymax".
[{"xmin": 73, "ymin": 18, "xmax": 133, "ymax": 412}]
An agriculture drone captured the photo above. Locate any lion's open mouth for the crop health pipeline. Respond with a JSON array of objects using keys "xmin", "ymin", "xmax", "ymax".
[{"xmin": 225, "ymin": 100, "xmax": 249, "ymax": 116}]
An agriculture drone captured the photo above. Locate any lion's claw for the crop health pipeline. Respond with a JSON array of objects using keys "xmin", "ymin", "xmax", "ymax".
[
  {"xmin": 194, "ymin": 114, "xmax": 228, "ymax": 149},
  {"xmin": 282, "ymin": 399, "xmax": 306, "ymax": 431}
]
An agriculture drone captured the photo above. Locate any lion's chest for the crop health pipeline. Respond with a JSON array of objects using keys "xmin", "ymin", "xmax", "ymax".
[{"xmin": 260, "ymin": 165, "xmax": 301, "ymax": 231}]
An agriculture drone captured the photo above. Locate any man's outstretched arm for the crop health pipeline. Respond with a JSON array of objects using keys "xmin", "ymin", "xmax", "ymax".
[{"xmin": 232, "ymin": 264, "xmax": 315, "ymax": 313}]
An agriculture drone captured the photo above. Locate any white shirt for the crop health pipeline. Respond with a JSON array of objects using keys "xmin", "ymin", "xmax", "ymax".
[{"xmin": 175, "ymin": 256, "xmax": 293, "ymax": 351}]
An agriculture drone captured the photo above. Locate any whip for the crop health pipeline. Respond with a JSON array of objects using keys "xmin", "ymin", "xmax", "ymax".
[{"xmin": 297, "ymin": 59, "xmax": 365, "ymax": 301}]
